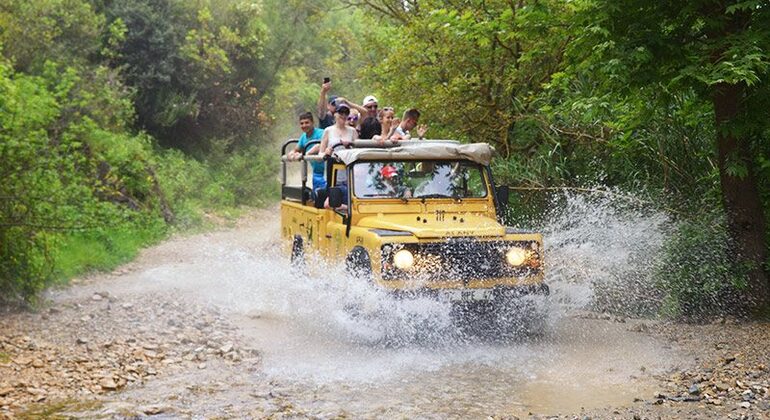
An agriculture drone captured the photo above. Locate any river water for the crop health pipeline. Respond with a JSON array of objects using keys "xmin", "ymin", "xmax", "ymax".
[{"xmin": 70, "ymin": 194, "xmax": 684, "ymax": 417}]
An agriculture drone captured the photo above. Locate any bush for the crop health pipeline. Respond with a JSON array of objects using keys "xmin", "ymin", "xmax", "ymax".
[
  {"xmin": 0, "ymin": 57, "xmax": 172, "ymax": 303},
  {"xmin": 154, "ymin": 144, "xmax": 279, "ymax": 227},
  {"xmin": 654, "ymin": 209, "xmax": 749, "ymax": 320},
  {"xmin": 216, "ymin": 146, "xmax": 279, "ymax": 207},
  {"xmin": 52, "ymin": 216, "xmax": 166, "ymax": 281}
]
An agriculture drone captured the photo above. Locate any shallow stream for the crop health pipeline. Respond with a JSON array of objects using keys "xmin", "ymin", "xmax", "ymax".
[{"xmin": 61, "ymin": 195, "xmax": 685, "ymax": 417}]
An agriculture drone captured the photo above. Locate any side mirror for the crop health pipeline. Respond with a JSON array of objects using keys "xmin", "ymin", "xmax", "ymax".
[
  {"xmin": 328, "ymin": 187, "xmax": 345, "ymax": 208},
  {"xmin": 495, "ymin": 185, "xmax": 509, "ymax": 207}
]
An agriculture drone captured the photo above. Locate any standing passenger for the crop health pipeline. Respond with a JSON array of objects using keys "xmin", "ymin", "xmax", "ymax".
[
  {"xmin": 318, "ymin": 103, "xmax": 358, "ymax": 208},
  {"xmin": 390, "ymin": 108, "xmax": 427, "ymax": 140},
  {"xmin": 319, "ymin": 103, "xmax": 358, "ymax": 155},
  {"xmin": 379, "ymin": 106, "xmax": 396, "ymax": 140},
  {"xmin": 347, "ymin": 109, "xmax": 360, "ymax": 130},
  {"xmin": 359, "ymin": 115, "xmax": 382, "ymax": 139},
  {"xmin": 290, "ymin": 112, "xmax": 326, "ymax": 192},
  {"xmin": 361, "ymin": 95, "xmax": 379, "ymax": 120}
]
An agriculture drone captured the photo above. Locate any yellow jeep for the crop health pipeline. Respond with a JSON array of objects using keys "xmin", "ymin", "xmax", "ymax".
[{"xmin": 280, "ymin": 139, "xmax": 547, "ymax": 323}]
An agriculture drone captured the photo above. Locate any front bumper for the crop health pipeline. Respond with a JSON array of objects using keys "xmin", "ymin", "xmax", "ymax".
[
  {"xmin": 374, "ymin": 272, "xmax": 546, "ymax": 291},
  {"xmin": 379, "ymin": 238, "xmax": 544, "ymax": 289},
  {"xmin": 388, "ymin": 282, "xmax": 550, "ymax": 300}
]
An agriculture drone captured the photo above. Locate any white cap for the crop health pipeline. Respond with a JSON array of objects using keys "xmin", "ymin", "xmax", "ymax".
[{"xmin": 362, "ymin": 95, "xmax": 378, "ymax": 106}]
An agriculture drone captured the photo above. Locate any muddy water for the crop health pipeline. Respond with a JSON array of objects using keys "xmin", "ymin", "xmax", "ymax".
[
  {"xmin": 60, "ymin": 204, "xmax": 683, "ymax": 417},
  {"xmin": 235, "ymin": 313, "xmax": 671, "ymax": 417}
]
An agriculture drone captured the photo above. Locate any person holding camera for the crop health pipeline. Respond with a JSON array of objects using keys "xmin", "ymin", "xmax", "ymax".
[{"xmin": 317, "ymin": 78, "xmax": 336, "ymax": 129}]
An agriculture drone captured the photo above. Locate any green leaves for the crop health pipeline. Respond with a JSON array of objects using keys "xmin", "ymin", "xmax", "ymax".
[
  {"xmin": 0, "ymin": 50, "xmax": 169, "ymax": 302},
  {"xmin": 726, "ymin": 1, "xmax": 764, "ymax": 15}
]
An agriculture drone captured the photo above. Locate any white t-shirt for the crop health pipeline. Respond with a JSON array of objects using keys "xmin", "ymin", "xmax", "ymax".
[
  {"xmin": 325, "ymin": 125, "xmax": 356, "ymax": 149},
  {"xmin": 394, "ymin": 125, "xmax": 410, "ymax": 139},
  {"xmin": 324, "ymin": 125, "xmax": 356, "ymax": 184}
]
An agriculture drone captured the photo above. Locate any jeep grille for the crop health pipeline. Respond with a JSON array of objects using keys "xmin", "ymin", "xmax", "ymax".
[{"xmin": 381, "ymin": 238, "xmax": 541, "ymax": 282}]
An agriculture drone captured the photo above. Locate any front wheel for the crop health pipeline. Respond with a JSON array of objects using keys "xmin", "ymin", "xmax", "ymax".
[
  {"xmin": 290, "ymin": 235, "xmax": 305, "ymax": 272},
  {"xmin": 345, "ymin": 246, "xmax": 372, "ymax": 281}
]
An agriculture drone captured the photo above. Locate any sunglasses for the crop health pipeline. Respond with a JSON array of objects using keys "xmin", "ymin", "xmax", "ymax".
[
  {"xmin": 382, "ymin": 107, "xmax": 394, "ymax": 112},
  {"xmin": 347, "ymin": 115, "xmax": 359, "ymax": 122},
  {"xmin": 364, "ymin": 104, "xmax": 378, "ymax": 110}
]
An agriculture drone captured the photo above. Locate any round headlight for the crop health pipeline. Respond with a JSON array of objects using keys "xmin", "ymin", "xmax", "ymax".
[
  {"xmin": 506, "ymin": 247, "xmax": 527, "ymax": 266},
  {"xmin": 393, "ymin": 249, "xmax": 414, "ymax": 269}
]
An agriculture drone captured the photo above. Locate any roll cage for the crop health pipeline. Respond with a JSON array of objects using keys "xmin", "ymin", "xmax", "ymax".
[{"xmin": 280, "ymin": 139, "xmax": 510, "ymax": 223}]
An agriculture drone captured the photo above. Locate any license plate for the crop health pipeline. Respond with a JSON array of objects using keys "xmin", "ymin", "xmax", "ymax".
[{"xmin": 444, "ymin": 289, "xmax": 493, "ymax": 302}]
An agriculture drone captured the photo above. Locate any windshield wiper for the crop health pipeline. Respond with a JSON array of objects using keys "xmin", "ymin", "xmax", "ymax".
[{"xmin": 415, "ymin": 193, "xmax": 452, "ymax": 199}]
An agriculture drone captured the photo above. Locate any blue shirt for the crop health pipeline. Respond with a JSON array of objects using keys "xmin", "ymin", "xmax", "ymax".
[{"xmin": 298, "ymin": 128, "xmax": 325, "ymax": 174}]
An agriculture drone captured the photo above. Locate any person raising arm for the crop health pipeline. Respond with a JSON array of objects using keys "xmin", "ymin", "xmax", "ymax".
[{"xmin": 317, "ymin": 80, "xmax": 337, "ymax": 129}]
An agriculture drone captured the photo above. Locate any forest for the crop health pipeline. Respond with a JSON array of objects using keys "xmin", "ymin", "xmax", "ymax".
[{"xmin": 1, "ymin": 0, "xmax": 769, "ymax": 318}]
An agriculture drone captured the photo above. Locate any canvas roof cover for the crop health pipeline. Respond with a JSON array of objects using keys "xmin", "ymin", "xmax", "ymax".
[{"xmin": 333, "ymin": 142, "xmax": 494, "ymax": 166}]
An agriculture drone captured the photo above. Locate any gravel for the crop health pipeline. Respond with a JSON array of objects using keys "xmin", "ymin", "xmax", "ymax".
[
  {"xmin": 568, "ymin": 319, "xmax": 770, "ymax": 420},
  {"xmin": 0, "ymin": 293, "xmax": 259, "ymax": 417},
  {"xmin": 3, "ymin": 296, "xmax": 768, "ymax": 419}
]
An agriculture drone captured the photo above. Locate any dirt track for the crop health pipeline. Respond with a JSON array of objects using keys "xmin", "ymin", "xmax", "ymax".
[{"xmin": 1, "ymin": 209, "xmax": 769, "ymax": 419}]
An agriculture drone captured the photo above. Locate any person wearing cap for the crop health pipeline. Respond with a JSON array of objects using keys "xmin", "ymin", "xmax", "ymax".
[
  {"xmin": 357, "ymin": 96, "xmax": 385, "ymax": 139},
  {"xmin": 319, "ymin": 103, "xmax": 358, "ymax": 155},
  {"xmin": 378, "ymin": 164, "xmax": 412, "ymax": 198},
  {"xmin": 318, "ymin": 102, "xmax": 358, "ymax": 209},
  {"xmin": 361, "ymin": 95, "xmax": 379, "ymax": 119},
  {"xmin": 330, "ymin": 96, "xmax": 369, "ymax": 125},
  {"xmin": 317, "ymin": 80, "xmax": 336, "ymax": 129}
]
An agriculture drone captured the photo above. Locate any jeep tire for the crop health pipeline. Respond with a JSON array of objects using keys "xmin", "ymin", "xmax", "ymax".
[
  {"xmin": 290, "ymin": 235, "xmax": 305, "ymax": 270},
  {"xmin": 345, "ymin": 246, "xmax": 372, "ymax": 281}
]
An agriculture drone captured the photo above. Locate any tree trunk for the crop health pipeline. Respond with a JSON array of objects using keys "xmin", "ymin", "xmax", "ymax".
[{"xmin": 712, "ymin": 81, "xmax": 770, "ymax": 311}]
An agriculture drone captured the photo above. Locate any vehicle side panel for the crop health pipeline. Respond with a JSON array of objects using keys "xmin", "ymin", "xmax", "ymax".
[{"xmin": 281, "ymin": 201, "xmax": 327, "ymax": 257}]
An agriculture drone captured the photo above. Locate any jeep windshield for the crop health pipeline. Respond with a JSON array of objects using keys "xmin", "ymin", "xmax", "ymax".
[{"xmin": 352, "ymin": 160, "xmax": 488, "ymax": 200}]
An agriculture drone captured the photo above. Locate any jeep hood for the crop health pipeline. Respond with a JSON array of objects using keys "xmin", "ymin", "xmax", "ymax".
[{"xmin": 359, "ymin": 213, "xmax": 504, "ymax": 238}]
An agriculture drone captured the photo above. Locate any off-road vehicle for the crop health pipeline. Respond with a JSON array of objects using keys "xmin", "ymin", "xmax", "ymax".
[{"xmin": 280, "ymin": 139, "xmax": 547, "ymax": 333}]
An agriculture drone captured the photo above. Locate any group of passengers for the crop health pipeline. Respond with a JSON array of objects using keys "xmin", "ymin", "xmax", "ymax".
[
  {"xmin": 287, "ymin": 79, "xmax": 429, "ymax": 200},
  {"xmin": 316, "ymin": 79, "xmax": 427, "ymax": 143}
]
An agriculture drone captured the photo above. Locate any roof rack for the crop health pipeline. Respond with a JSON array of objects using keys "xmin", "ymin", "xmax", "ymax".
[
  {"xmin": 348, "ymin": 139, "xmax": 459, "ymax": 148},
  {"xmin": 279, "ymin": 139, "xmax": 494, "ymax": 205}
]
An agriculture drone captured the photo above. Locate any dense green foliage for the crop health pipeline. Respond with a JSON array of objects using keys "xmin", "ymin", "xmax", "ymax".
[
  {"xmin": 0, "ymin": 54, "xmax": 167, "ymax": 299},
  {"xmin": 0, "ymin": 0, "xmax": 292, "ymax": 303},
  {"xmin": 0, "ymin": 0, "xmax": 376, "ymax": 303}
]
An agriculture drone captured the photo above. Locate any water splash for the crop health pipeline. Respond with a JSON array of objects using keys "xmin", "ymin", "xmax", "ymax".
[
  {"xmin": 140, "ymin": 189, "xmax": 672, "ymax": 344},
  {"xmin": 537, "ymin": 189, "xmax": 670, "ymax": 316}
]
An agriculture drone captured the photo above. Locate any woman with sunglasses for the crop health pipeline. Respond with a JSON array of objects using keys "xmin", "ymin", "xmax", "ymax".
[
  {"xmin": 318, "ymin": 103, "xmax": 358, "ymax": 209},
  {"xmin": 319, "ymin": 103, "xmax": 358, "ymax": 157},
  {"xmin": 346, "ymin": 109, "xmax": 360, "ymax": 129}
]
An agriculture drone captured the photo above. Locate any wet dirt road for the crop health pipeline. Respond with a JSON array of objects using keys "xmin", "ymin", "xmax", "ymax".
[{"xmin": 12, "ymin": 208, "xmax": 696, "ymax": 419}]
